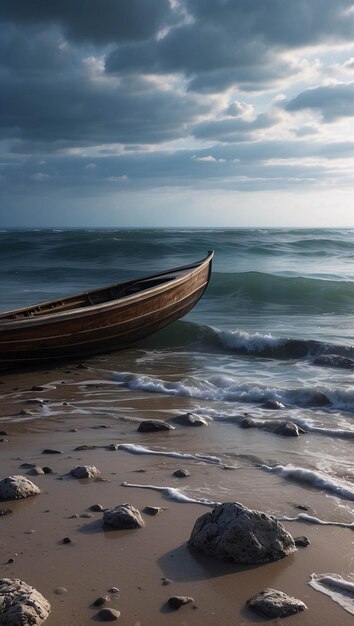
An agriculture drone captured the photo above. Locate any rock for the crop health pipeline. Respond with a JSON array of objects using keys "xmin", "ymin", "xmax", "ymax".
[
  {"xmin": 27, "ymin": 467, "xmax": 45, "ymax": 476},
  {"xmin": 54, "ymin": 587, "xmax": 67, "ymax": 595},
  {"xmin": 74, "ymin": 444, "xmax": 98, "ymax": 451},
  {"xmin": 108, "ymin": 587, "xmax": 119, "ymax": 594},
  {"xmin": 90, "ymin": 504, "xmax": 105, "ymax": 512},
  {"xmin": 137, "ymin": 420, "xmax": 174, "ymax": 432},
  {"xmin": 188, "ymin": 502, "xmax": 296, "ymax": 564},
  {"xmin": 42, "ymin": 448, "xmax": 63, "ymax": 455},
  {"xmin": 18, "ymin": 409, "xmax": 33, "ymax": 416},
  {"xmin": 31, "ymin": 385, "xmax": 51, "ymax": 392},
  {"xmin": 262, "ymin": 399, "xmax": 286, "ymax": 410},
  {"xmin": 0, "ymin": 475, "xmax": 41, "ymax": 501},
  {"xmin": 0, "ymin": 578, "xmax": 50, "ymax": 625},
  {"xmin": 42, "ymin": 467, "xmax": 54, "ymax": 474},
  {"xmin": 0, "ymin": 508, "xmax": 12, "ymax": 516},
  {"xmin": 70, "ymin": 465, "xmax": 100, "ymax": 479},
  {"xmin": 62, "ymin": 537, "xmax": 71, "ymax": 544},
  {"xmin": 311, "ymin": 391, "xmax": 330, "ymax": 406},
  {"xmin": 0, "ymin": 431, "xmax": 7, "ymax": 436},
  {"xmin": 246, "ymin": 588, "xmax": 307, "ymax": 618},
  {"xmin": 173, "ymin": 469, "xmax": 190, "ymax": 478},
  {"xmin": 97, "ymin": 607, "xmax": 121, "ymax": 621},
  {"xmin": 103, "ymin": 504, "xmax": 145, "ymax": 529},
  {"xmin": 168, "ymin": 596, "xmax": 194, "ymax": 609},
  {"xmin": 294, "ymin": 536, "xmax": 310, "ymax": 547},
  {"xmin": 161, "ymin": 577, "xmax": 173, "ymax": 586},
  {"xmin": 239, "ymin": 417, "xmax": 257, "ymax": 428},
  {"xmin": 143, "ymin": 506, "xmax": 165, "ymax": 516},
  {"xmin": 107, "ymin": 444, "xmax": 119, "ymax": 451},
  {"xmin": 296, "ymin": 504, "xmax": 309, "ymax": 511},
  {"xmin": 93, "ymin": 595, "xmax": 111, "ymax": 607},
  {"xmin": 173, "ymin": 412, "xmax": 209, "ymax": 427},
  {"xmin": 313, "ymin": 354, "xmax": 354, "ymax": 369},
  {"xmin": 273, "ymin": 422, "xmax": 306, "ymax": 437}
]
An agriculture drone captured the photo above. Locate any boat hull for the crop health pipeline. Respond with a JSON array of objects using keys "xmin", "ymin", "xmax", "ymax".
[{"xmin": 0, "ymin": 253, "xmax": 213, "ymax": 370}]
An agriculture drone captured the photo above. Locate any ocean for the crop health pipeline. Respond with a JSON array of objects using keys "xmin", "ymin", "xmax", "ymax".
[{"xmin": 0, "ymin": 227, "xmax": 353, "ymax": 529}]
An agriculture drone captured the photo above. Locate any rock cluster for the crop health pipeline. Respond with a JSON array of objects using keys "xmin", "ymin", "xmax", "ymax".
[{"xmin": 188, "ymin": 502, "xmax": 296, "ymax": 564}]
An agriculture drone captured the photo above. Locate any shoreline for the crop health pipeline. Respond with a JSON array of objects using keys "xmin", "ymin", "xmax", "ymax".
[{"xmin": 0, "ymin": 365, "xmax": 353, "ymax": 625}]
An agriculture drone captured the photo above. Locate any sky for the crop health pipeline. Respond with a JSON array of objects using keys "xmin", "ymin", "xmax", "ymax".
[{"xmin": 2, "ymin": 0, "xmax": 354, "ymax": 227}]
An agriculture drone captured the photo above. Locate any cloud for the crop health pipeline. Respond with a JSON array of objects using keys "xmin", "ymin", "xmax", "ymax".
[
  {"xmin": 0, "ymin": 0, "xmax": 174, "ymax": 44},
  {"xmin": 193, "ymin": 113, "xmax": 278, "ymax": 142},
  {"xmin": 285, "ymin": 82, "xmax": 354, "ymax": 121}
]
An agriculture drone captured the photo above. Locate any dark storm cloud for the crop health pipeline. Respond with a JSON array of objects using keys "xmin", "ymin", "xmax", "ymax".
[
  {"xmin": 0, "ymin": 0, "xmax": 173, "ymax": 44},
  {"xmin": 0, "ymin": 24, "xmax": 207, "ymax": 150},
  {"xmin": 106, "ymin": 0, "xmax": 354, "ymax": 91},
  {"xmin": 285, "ymin": 82, "xmax": 354, "ymax": 121}
]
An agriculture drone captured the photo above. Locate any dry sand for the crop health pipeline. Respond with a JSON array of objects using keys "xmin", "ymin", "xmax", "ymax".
[{"xmin": 0, "ymin": 364, "xmax": 353, "ymax": 625}]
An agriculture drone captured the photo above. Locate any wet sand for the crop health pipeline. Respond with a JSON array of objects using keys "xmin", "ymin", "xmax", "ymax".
[{"xmin": 0, "ymin": 362, "xmax": 353, "ymax": 625}]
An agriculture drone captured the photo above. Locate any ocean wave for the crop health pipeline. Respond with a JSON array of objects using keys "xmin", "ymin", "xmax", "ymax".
[
  {"xmin": 309, "ymin": 574, "xmax": 354, "ymax": 616},
  {"xmin": 280, "ymin": 514, "xmax": 354, "ymax": 528},
  {"xmin": 207, "ymin": 271, "xmax": 354, "ymax": 311},
  {"xmin": 122, "ymin": 481, "xmax": 218, "ymax": 507},
  {"xmin": 117, "ymin": 443, "xmax": 223, "ymax": 465},
  {"xmin": 261, "ymin": 464, "xmax": 354, "ymax": 501},
  {"xmin": 111, "ymin": 370, "xmax": 354, "ymax": 410}
]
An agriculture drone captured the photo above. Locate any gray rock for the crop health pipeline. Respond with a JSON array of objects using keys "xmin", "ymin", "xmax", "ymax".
[
  {"xmin": 137, "ymin": 420, "xmax": 175, "ymax": 432},
  {"xmin": 42, "ymin": 448, "xmax": 63, "ymax": 455},
  {"xmin": 74, "ymin": 444, "xmax": 98, "ymax": 451},
  {"xmin": 246, "ymin": 588, "xmax": 307, "ymax": 617},
  {"xmin": 93, "ymin": 595, "xmax": 111, "ymax": 607},
  {"xmin": 103, "ymin": 504, "xmax": 145, "ymax": 529},
  {"xmin": 70, "ymin": 465, "xmax": 100, "ymax": 479},
  {"xmin": 107, "ymin": 443, "xmax": 119, "ymax": 451},
  {"xmin": 0, "ymin": 578, "xmax": 50, "ymax": 625},
  {"xmin": 294, "ymin": 536, "xmax": 310, "ymax": 547},
  {"xmin": 239, "ymin": 417, "xmax": 257, "ymax": 428},
  {"xmin": 273, "ymin": 422, "xmax": 306, "ymax": 437},
  {"xmin": 90, "ymin": 504, "xmax": 105, "ymax": 512},
  {"xmin": 143, "ymin": 506, "xmax": 165, "ymax": 516},
  {"xmin": 174, "ymin": 412, "xmax": 209, "ymax": 427},
  {"xmin": 97, "ymin": 607, "xmax": 121, "ymax": 621},
  {"xmin": 0, "ymin": 475, "xmax": 41, "ymax": 501},
  {"xmin": 168, "ymin": 596, "xmax": 194, "ymax": 609},
  {"xmin": 173, "ymin": 469, "xmax": 190, "ymax": 478},
  {"xmin": 27, "ymin": 467, "xmax": 45, "ymax": 476},
  {"xmin": 262, "ymin": 399, "xmax": 286, "ymax": 410},
  {"xmin": 188, "ymin": 502, "xmax": 296, "ymax": 564}
]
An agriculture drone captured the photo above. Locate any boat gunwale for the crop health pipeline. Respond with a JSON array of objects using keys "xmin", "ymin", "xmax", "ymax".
[{"xmin": 0, "ymin": 252, "xmax": 214, "ymax": 330}]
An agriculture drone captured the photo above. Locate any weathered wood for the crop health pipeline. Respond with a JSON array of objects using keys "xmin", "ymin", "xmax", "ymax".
[{"xmin": 0, "ymin": 252, "xmax": 213, "ymax": 369}]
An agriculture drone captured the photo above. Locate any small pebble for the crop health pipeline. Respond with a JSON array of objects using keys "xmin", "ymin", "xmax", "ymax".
[
  {"xmin": 42, "ymin": 467, "xmax": 54, "ymax": 474},
  {"xmin": 90, "ymin": 504, "xmax": 104, "ymax": 512},
  {"xmin": 0, "ymin": 509, "xmax": 12, "ymax": 516},
  {"xmin": 42, "ymin": 448, "xmax": 63, "ymax": 455},
  {"xmin": 168, "ymin": 596, "xmax": 194, "ymax": 610},
  {"xmin": 294, "ymin": 536, "xmax": 311, "ymax": 547},
  {"xmin": 108, "ymin": 587, "xmax": 120, "ymax": 594},
  {"xmin": 7, "ymin": 558, "xmax": 14, "ymax": 564},
  {"xmin": 161, "ymin": 577, "xmax": 173, "ymax": 586},
  {"xmin": 62, "ymin": 537, "xmax": 72, "ymax": 544},
  {"xmin": 80, "ymin": 513, "xmax": 94, "ymax": 519},
  {"xmin": 93, "ymin": 595, "xmax": 111, "ymax": 607},
  {"xmin": 97, "ymin": 607, "xmax": 121, "ymax": 621},
  {"xmin": 54, "ymin": 587, "xmax": 68, "ymax": 595},
  {"xmin": 173, "ymin": 469, "xmax": 190, "ymax": 478}
]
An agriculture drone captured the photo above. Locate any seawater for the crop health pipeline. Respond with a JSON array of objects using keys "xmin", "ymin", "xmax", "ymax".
[{"xmin": 0, "ymin": 228, "xmax": 354, "ymax": 525}]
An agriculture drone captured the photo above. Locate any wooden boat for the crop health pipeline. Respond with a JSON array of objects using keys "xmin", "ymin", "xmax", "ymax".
[{"xmin": 0, "ymin": 251, "xmax": 213, "ymax": 370}]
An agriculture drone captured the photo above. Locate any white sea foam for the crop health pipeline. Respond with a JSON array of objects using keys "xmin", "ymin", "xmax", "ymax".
[
  {"xmin": 122, "ymin": 481, "xmax": 219, "ymax": 507},
  {"xmin": 295, "ymin": 417, "xmax": 354, "ymax": 439},
  {"xmin": 279, "ymin": 513, "xmax": 354, "ymax": 528},
  {"xmin": 215, "ymin": 328, "xmax": 285, "ymax": 352},
  {"xmin": 111, "ymin": 370, "xmax": 354, "ymax": 411},
  {"xmin": 261, "ymin": 464, "xmax": 354, "ymax": 501},
  {"xmin": 117, "ymin": 443, "xmax": 223, "ymax": 465},
  {"xmin": 309, "ymin": 573, "xmax": 354, "ymax": 615}
]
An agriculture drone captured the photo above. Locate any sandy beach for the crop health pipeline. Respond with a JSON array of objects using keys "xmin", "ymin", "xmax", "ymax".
[{"xmin": 0, "ymin": 358, "xmax": 353, "ymax": 626}]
